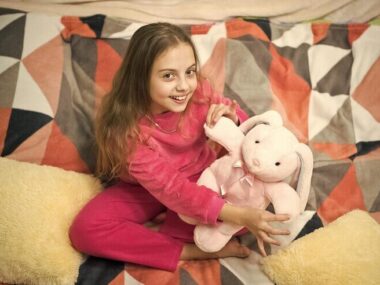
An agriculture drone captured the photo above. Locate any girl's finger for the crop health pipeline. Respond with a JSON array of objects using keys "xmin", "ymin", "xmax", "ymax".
[
  {"xmin": 206, "ymin": 104, "xmax": 217, "ymax": 126},
  {"xmin": 266, "ymin": 213, "xmax": 290, "ymax": 222},
  {"xmin": 257, "ymin": 237, "xmax": 267, "ymax": 257}
]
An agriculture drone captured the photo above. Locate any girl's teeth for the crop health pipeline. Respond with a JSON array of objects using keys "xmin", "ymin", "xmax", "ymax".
[{"xmin": 171, "ymin": 96, "xmax": 186, "ymax": 100}]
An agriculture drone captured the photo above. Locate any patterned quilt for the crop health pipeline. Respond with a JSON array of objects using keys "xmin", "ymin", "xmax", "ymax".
[{"xmin": 1, "ymin": 7, "xmax": 380, "ymax": 284}]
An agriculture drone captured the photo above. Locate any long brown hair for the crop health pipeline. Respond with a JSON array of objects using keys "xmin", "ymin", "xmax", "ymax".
[{"xmin": 95, "ymin": 22, "xmax": 200, "ymax": 181}]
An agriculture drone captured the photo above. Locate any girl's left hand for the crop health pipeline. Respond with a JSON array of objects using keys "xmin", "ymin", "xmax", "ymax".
[{"xmin": 206, "ymin": 100, "xmax": 239, "ymax": 127}]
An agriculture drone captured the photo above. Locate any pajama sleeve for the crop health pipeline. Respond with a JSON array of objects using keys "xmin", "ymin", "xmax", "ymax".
[{"xmin": 128, "ymin": 144, "xmax": 225, "ymax": 225}]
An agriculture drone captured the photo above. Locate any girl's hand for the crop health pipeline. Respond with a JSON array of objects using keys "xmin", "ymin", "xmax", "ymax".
[
  {"xmin": 219, "ymin": 204, "xmax": 290, "ymax": 256},
  {"xmin": 206, "ymin": 100, "xmax": 238, "ymax": 127},
  {"xmin": 240, "ymin": 208, "xmax": 290, "ymax": 256}
]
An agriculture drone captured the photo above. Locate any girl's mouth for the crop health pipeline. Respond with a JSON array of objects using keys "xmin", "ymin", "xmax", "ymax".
[{"xmin": 169, "ymin": 95, "xmax": 187, "ymax": 103}]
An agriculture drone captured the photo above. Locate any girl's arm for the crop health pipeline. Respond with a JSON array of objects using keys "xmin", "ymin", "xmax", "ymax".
[{"xmin": 128, "ymin": 144, "xmax": 225, "ymax": 225}]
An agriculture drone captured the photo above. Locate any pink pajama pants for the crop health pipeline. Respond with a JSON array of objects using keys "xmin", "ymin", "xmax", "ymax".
[{"xmin": 69, "ymin": 180, "xmax": 197, "ymax": 272}]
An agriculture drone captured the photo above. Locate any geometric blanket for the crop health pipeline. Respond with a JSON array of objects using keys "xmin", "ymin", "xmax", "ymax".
[{"xmin": 1, "ymin": 8, "xmax": 380, "ymax": 284}]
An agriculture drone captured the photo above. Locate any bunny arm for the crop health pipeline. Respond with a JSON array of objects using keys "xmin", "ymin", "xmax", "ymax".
[
  {"xmin": 203, "ymin": 116, "xmax": 245, "ymax": 154},
  {"xmin": 264, "ymin": 182, "xmax": 302, "ymax": 219}
]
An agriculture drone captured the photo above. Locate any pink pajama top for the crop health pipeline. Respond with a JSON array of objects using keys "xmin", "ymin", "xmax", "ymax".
[{"xmin": 121, "ymin": 80, "xmax": 248, "ymax": 227}]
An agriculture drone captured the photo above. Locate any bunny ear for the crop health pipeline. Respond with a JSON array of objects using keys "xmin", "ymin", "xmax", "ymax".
[
  {"xmin": 294, "ymin": 143, "xmax": 314, "ymax": 212},
  {"xmin": 239, "ymin": 110, "xmax": 283, "ymax": 134}
]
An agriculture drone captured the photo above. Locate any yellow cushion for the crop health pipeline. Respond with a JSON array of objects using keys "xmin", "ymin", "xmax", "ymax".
[
  {"xmin": 261, "ymin": 209, "xmax": 380, "ymax": 285},
  {"xmin": 0, "ymin": 158, "xmax": 102, "ymax": 285}
]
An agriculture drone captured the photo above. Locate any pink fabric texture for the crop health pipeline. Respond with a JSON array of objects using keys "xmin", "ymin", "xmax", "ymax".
[{"xmin": 69, "ymin": 80, "xmax": 248, "ymax": 271}]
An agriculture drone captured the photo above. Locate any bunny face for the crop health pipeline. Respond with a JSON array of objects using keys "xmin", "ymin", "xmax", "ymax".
[{"xmin": 241, "ymin": 124, "xmax": 300, "ymax": 182}]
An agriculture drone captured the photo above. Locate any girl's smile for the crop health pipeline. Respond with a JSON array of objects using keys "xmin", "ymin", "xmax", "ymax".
[{"xmin": 149, "ymin": 42, "xmax": 198, "ymax": 115}]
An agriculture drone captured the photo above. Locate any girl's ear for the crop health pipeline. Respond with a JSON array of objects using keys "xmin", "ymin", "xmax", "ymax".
[{"xmin": 239, "ymin": 110, "xmax": 283, "ymax": 134}]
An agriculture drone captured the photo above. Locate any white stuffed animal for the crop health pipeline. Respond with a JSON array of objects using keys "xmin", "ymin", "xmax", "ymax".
[{"xmin": 179, "ymin": 110, "xmax": 314, "ymax": 253}]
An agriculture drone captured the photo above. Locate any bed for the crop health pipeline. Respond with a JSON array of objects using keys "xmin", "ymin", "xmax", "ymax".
[{"xmin": 1, "ymin": 1, "xmax": 380, "ymax": 284}]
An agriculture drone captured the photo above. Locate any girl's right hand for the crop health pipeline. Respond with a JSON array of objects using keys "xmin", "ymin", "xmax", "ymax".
[
  {"xmin": 219, "ymin": 204, "xmax": 290, "ymax": 256},
  {"xmin": 239, "ymin": 207, "xmax": 290, "ymax": 256}
]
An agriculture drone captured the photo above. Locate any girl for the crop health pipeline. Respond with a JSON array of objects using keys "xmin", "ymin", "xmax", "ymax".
[{"xmin": 69, "ymin": 22, "xmax": 290, "ymax": 272}]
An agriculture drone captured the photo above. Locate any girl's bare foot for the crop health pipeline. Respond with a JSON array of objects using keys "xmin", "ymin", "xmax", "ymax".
[{"xmin": 180, "ymin": 239, "xmax": 251, "ymax": 260}]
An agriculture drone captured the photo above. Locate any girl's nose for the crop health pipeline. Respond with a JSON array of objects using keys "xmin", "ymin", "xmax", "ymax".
[{"xmin": 176, "ymin": 77, "xmax": 189, "ymax": 92}]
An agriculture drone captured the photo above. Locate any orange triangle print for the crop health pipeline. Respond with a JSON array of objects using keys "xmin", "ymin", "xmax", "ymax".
[
  {"xmin": 7, "ymin": 121, "xmax": 53, "ymax": 165},
  {"xmin": 312, "ymin": 142, "xmax": 357, "ymax": 160},
  {"xmin": 61, "ymin": 16, "xmax": 96, "ymax": 40},
  {"xmin": 348, "ymin": 23, "xmax": 369, "ymax": 45},
  {"xmin": 42, "ymin": 122, "xmax": 89, "ymax": 173},
  {"xmin": 0, "ymin": 108, "xmax": 12, "ymax": 153},
  {"xmin": 109, "ymin": 270, "xmax": 125, "ymax": 285},
  {"xmin": 23, "ymin": 35, "xmax": 64, "ymax": 115},
  {"xmin": 96, "ymin": 40, "xmax": 122, "ymax": 94},
  {"xmin": 126, "ymin": 265, "xmax": 180, "ymax": 285},
  {"xmin": 200, "ymin": 38, "xmax": 226, "ymax": 95},
  {"xmin": 226, "ymin": 19, "xmax": 269, "ymax": 41},
  {"xmin": 181, "ymin": 260, "xmax": 221, "ymax": 285},
  {"xmin": 312, "ymin": 23, "xmax": 330, "ymax": 44},
  {"xmin": 268, "ymin": 43, "xmax": 311, "ymax": 140},
  {"xmin": 318, "ymin": 164, "xmax": 366, "ymax": 223},
  {"xmin": 95, "ymin": 40, "xmax": 122, "ymax": 111}
]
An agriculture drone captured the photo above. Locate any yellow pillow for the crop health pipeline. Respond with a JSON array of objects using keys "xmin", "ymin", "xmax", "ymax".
[
  {"xmin": 0, "ymin": 158, "xmax": 102, "ymax": 285},
  {"xmin": 261, "ymin": 210, "xmax": 380, "ymax": 285}
]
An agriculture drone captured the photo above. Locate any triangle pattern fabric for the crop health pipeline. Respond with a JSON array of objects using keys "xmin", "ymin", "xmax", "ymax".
[
  {"xmin": 13, "ymin": 63, "xmax": 54, "ymax": 117},
  {"xmin": 309, "ymin": 90, "xmax": 348, "ymax": 139},
  {"xmin": 2, "ymin": 109, "xmax": 52, "ymax": 156},
  {"xmin": 311, "ymin": 98, "xmax": 356, "ymax": 147},
  {"xmin": 6, "ymin": 121, "xmax": 52, "ymax": 165},
  {"xmin": 317, "ymin": 164, "xmax": 366, "ymax": 223},
  {"xmin": 0, "ymin": 55, "xmax": 19, "ymax": 74},
  {"xmin": 268, "ymin": 43, "xmax": 311, "ymax": 140},
  {"xmin": 201, "ymin": 38, "xmax": 226, "ymax": 94},
  {"xmin": 71, "ymin": 36, "xmax": 97, "ymax": 83},
  {"xmin": 315, "ymin": 52, "xmax": 353, "ymax": 95},
  {"xmin": 0, "ymin": 14, "xmax": 26, "ymax": 59},
  {"xmin": 351, "ymin": 55, "xmax": 380, "ymax": 122},
  {"xmin": 318, "ymin": 24, "xmax": 350, "ymax": 49},
  {"xmin": 225, "ymin": 38, "xmax": 272, "ymax": 115},
  {"xmin": 0, "ymin": 12, "xmax": 24, "ymax": 31},
  {"xmin": 273, "ymin": 44, "xmax": 311, "ymax": 86},
  {"xmin": 350, "ymin": 25, "xmax": 380, "ymax": 94},
  {"xmin": 22, "ymin": 13, "xmax": 63, "ymax": 58},
  {"xmin": 272, "ymin": 22, "xmax": 313, "ymax": 48},
  {"xmin": 42, "ymin": 122, "xmax": 89, "ymax": 173},
  {"xmin": 192, "ymin": 22, "xmax": 227, "ymax": 66},
  {"xmin": 95, "ymin": 40, "xmax": 123, "ymax": 95},
  {"xmin": 312, "ymin": 160, "xmax": 351, "ymax": 211},
  {"xmin": 0, "ymin": 108, "xmax": 12, "ymax": 153},
  {"xmin": 0, "ymin": 62, "xmax": 19, "ymax": 108},
  {"xmin": 354, "ymin": 156, "xmax": 380, "ymax": 211},
  {"xmin": 308, "ymin": 44, "xmax": 350, "ymax": 88},
  {"xmin": 351, "ymin": 98, "xmax": 380, "ymax": 143},
  {"xmin": 22, "ymin": 35, "xmax": 64, "ymax": 115}
]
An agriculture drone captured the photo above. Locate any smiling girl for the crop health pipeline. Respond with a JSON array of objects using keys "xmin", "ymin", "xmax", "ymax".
[{"xmin": 69, "ymin": 22, "xmax": 290, "ymax": 272}]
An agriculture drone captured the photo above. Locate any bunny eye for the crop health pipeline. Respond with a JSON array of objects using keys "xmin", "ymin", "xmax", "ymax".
[
  {"xmin": 255, "ymin": 140, "xmax": 260, "ymax": 144},
  {"xmin": 275, "ymin": 162, "xmax": 281, "ymax": 166}
]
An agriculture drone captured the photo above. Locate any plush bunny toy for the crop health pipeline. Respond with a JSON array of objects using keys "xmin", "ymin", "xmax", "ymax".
[{"xmin": 179, "ymin": 110, "xmax": 314, "ymax": 253}]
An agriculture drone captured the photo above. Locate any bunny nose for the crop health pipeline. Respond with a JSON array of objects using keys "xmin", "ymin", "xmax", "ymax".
[{"xmin": 252, "ymin": 159, "xmax": 260, "ymax": 167}]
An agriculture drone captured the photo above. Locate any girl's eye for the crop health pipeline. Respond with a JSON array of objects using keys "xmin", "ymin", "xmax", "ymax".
[
  {"xmin": 186, "ymin": 69, "xmax": 196, "ymax": 77},
  {"xmin": 163, "ymin": 73, "xmax": 175, "ymax": 80}
]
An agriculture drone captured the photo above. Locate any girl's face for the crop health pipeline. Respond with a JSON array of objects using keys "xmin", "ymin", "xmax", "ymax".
[{"xmin": 149, "ymin": 42, "xmax": 198, "ymax": 115}]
